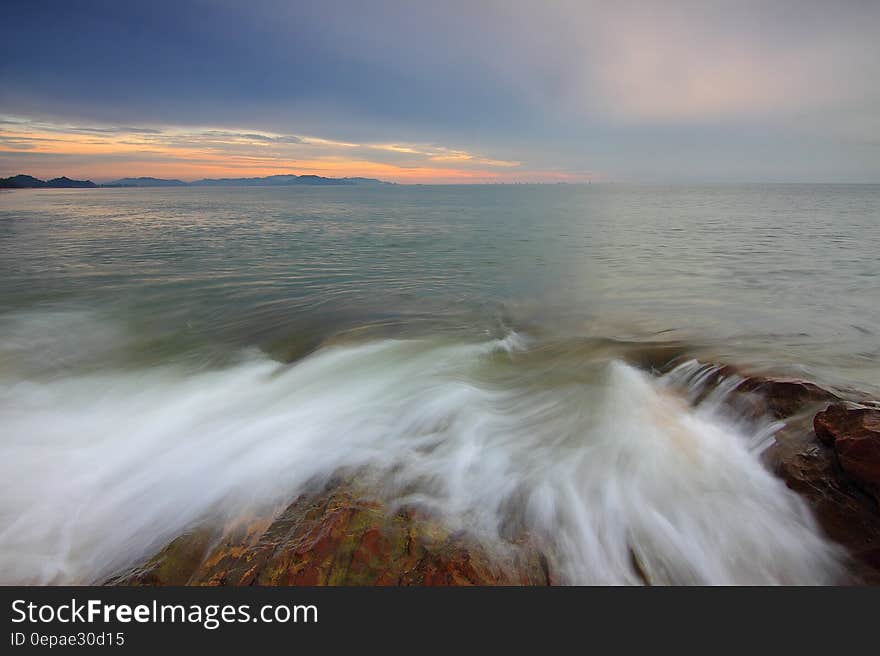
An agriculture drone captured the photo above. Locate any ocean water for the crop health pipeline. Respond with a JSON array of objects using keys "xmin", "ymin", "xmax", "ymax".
[{"xmin": 0, "ymin": 184, "xmax": 877, "ymax": 584}]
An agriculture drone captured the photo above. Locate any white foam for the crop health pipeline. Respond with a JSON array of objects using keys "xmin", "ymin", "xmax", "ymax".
[{"xmin": 0, "ymin": 329, "xmax": 843, "ymax": 584}]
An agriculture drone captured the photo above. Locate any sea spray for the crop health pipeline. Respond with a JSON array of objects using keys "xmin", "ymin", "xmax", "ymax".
[{"xmin": 0, "ymin": 322, "xmax": 844, "ymax": 584}]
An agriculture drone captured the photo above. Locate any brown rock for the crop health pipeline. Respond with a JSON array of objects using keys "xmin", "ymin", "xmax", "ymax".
[
  {"xmin": 115, "ymin": 484, "xmax": 550, "ymax": 586},
  {"xmin": 815, "ymin": 405, "xmax": 880, "ymax": 505},
  {"xmin": 737, "ymin": 377, "xmax": 837, "ymax": 418},
  {"xmin": 767, "ymin": 416, "xmax": 880, "ymax": 584},
  {"xmin": 109, "ymin": 510, "xmax": 279, "ymax": 586},
  {"xmin": 687, "ymin": 368, "xmax": 880, "ymax": 584}
]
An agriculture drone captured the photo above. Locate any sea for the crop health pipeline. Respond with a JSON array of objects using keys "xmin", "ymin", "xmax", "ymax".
[{"xmin": 1, "ymin": 183, "xmax": 878, "ymax": 584}]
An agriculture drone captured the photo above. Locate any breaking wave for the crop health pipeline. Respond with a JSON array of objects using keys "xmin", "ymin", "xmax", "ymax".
[{"xmin": 0, "ymin": 313, "xmax": 843, "ymax": 584}]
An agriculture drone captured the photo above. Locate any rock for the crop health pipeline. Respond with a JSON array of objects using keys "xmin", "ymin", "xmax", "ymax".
[
  {"xmin": 114, "ymin": 367, "xmax": 879, "ymax": 586},
  {"xmin": 767, "ymin": 416, "xmax": 880, "ymax": 584},
  {"xmin": 815, "ymin": 405, "xmax": 880, "ymax": 505},
  {"xmin": 109, "ymin": 511, "xmax": 279, "ymax": 586},
  {"xmin": 115, "ymin": 484, "xmax": 551, "ymax": 586},
  {"xmin": 691, "ymin": 369, "xmax": 880, "ymax": 584},
  {"xmin": 736, "ymin": 377, "xmax": 838, "ymax": 419}
]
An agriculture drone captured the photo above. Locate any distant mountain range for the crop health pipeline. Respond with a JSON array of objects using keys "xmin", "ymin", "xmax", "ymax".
[
  {"xmin": 185, "ymin": 174, "xmax": 392, "ymax": 187},
  {"xmin": 103, "ymin": 177, "xmax": 188, "ymax": 187},
  {"xmin": 105, "ymin": 174, "xmax": 393, "ymax": 187},
  {"xmin": 0, "ymin": 174, "xmax": 98, "ymax": 188},
  {"xmin": 1, "ymin": 173, "xmax": 394, "ymax": 189}
]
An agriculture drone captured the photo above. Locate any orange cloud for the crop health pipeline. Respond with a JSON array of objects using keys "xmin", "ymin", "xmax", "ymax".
[{"xmin": 0, "ymin": 118, "xmax": 592, "ymax": 183}]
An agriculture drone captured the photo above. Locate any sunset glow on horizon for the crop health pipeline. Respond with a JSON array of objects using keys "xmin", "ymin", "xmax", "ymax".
[{"xmin": 0, "ymin": 117, "xmax": 576, "ymax": 184}]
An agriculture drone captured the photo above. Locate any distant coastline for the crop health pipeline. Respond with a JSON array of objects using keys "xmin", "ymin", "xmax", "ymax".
[
  {"xmin": 0, "ymin": 174, "xmax": 99, "ymax": 189},
  {"xmin": 0, "ymin": 173, "xmax": 395, "ymax": 189}
]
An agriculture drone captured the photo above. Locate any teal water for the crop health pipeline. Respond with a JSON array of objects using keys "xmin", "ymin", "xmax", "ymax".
[
  {"xmin": 2, "ymin": 184, "xmax": 877, "ymax": 388},
  {"xmin": 0, "ymin": 184, "xmax": 877, "ymax": 584}
]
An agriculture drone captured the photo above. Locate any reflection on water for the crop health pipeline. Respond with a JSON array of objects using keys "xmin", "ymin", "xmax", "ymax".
[{"xmin": 0, "ymin": 184, "xmax": 877, "ymax": 584}]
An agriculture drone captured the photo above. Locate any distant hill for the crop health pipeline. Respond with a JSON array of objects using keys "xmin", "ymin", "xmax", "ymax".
[
  {"xmin": 104, "ymin": 177, "xmax": 187, "ymax": 187},
  {"xmin": 190, "ymin": 174, "xmax": 392, "ymax": 186},
  {"xmin": 0, "ymin": 174, "xmax": 45, "ymax": 188},
  {"xmin": 342, "ymin": 177, "xmax": 395, "ymax": 185},
  {"xmin": 1, "ymin": 173, "xmax": 392, "ymax": 189},
  {"xmin": 46, "ymin": 176, "xmax": 99, "ymax": 188},
  {"xmin": 0, "ymin": 174, "xmax": 97, "ymax": 188}
]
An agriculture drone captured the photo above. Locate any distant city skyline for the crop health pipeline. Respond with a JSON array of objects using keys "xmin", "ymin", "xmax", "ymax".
[{"xmin": 2, "ymin": 1, "xmax": 879, "ymax": 183}]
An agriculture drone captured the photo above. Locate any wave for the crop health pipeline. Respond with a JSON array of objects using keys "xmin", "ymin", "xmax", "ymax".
[{"xmin": 0, "ymin": 316, "xmax": 843, "ymax": 584}]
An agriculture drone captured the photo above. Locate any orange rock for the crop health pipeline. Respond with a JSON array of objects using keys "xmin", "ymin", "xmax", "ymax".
[{"xmin": 115, "ymin": 484, "xmax": 551, "ymax": 586}]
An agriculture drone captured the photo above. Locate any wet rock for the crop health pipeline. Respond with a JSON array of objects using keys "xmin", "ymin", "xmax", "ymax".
[
  {"xmin": 736, "ymin": 377, "xmax": 838, "ymax": 419},
  {"xmin": 620, "ymin": 343, "xmax": 690, "ymax": 373},
  {"xmin": 116, "ymin": 485, "xmax": 550, "ymax": 586},
  {"xmin": 118, "ymin": 526, "xmax": 215, "ymax": 586},
  {"xmin": 110, "ymin": 511, "xmax": 278, "ymax": 586},
  {"xmin": 766, "ymin": 416, "xmax": 880, "ymax": 584},
  {"xmin": 682, "ymin": 368, "xmax": 880, "ymax": 584},
  {"xmin": 114, "ymin": 366, "xmax": 880, "ymax": 586},
  {"xmin": 815, "ymin": 405, "xmax": 880, "ymax": 505}
]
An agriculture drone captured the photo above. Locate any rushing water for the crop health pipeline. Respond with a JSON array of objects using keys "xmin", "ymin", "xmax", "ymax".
[{"xmin": 0, "ymin": 184, "xmax": 877, "ymax": 584}]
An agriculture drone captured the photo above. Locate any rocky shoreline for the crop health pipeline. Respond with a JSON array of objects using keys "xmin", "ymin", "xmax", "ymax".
[
  {"xmin": 111, "ymin": 362, "xmax": 880, "ymax": 586},
  {"xmin": 742, "ymin": 380, "xmax": 880, "ymax": 584}
]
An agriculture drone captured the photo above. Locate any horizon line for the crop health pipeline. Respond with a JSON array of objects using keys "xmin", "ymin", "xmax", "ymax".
[{"xmin": 4, "ymin": 172, "xmax": 880, "ymax": 187}]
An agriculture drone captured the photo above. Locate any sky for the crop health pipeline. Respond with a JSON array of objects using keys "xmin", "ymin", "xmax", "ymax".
[{"xmin": 1, "ymin": 0, "xmax": 879, "ymax": 183}]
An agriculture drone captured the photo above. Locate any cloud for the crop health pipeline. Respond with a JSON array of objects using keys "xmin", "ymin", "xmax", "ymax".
[
  {"xmin": 560, "ymin": 2, "xmax": 880, "ymax": 129},
  {"xmin": 67, "ymin": 126, "xmax": 164, "ymax": 135},
  {"xmin": 2, "ymin": 119, "xmax": 165, "ymax": 136},
  {"xmin": 0, "ymin": 117, "xmax": 540, "ymax": 183},
  {"xmin": 367, "ymin": 143, "xmax": 520, "ymax": 167}
]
